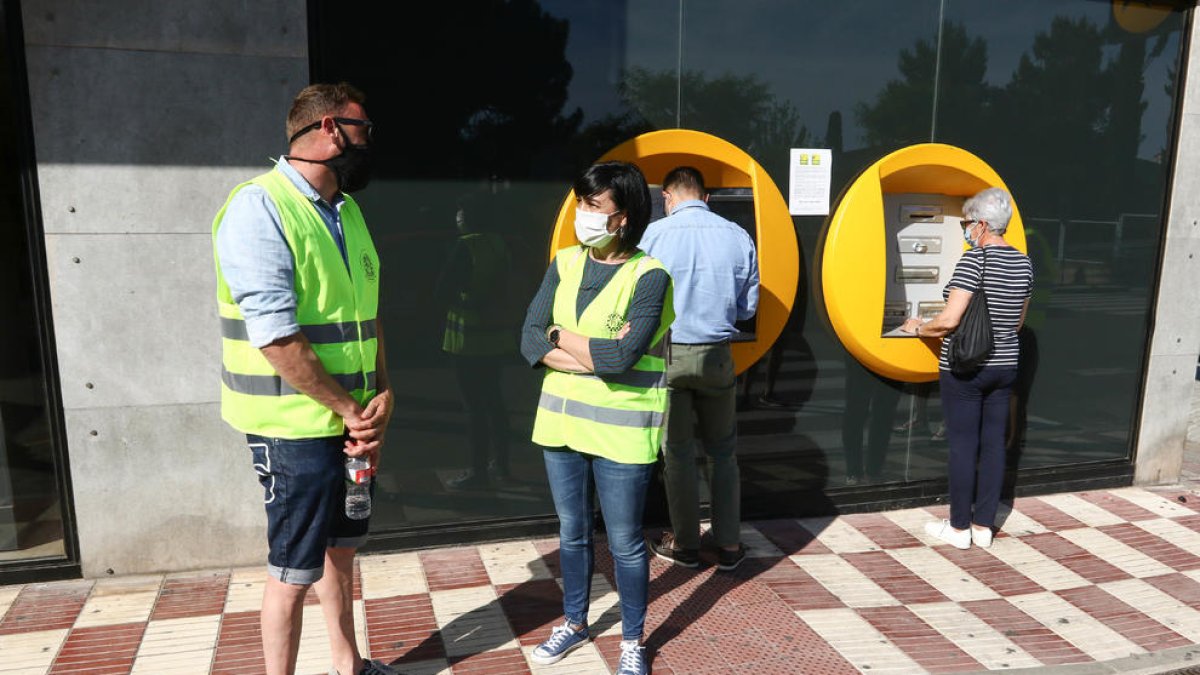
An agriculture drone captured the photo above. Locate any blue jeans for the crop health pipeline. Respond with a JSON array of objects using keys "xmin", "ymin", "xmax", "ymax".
[
  {"xmin": 247, "ymin": 434, "xmax": 372, "ymax": 584},
  {"xmin": 542, "ymin": 448, "xmax": 653, "ymax": 641},
  {"xmin": 939, "ymin": 368, "xmax": 1017, "ymax": 530}
]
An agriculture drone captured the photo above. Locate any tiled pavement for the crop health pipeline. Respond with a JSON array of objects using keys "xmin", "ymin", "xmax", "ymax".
[{"xmin": 7, "ymin": 488, "xmax": 1200, "ymax": 673}]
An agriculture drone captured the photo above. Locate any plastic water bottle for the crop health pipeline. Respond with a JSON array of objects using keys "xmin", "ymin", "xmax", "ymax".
[{"xmin": 345, "ymin": 457, "xmax": 372, "ymax": 520}]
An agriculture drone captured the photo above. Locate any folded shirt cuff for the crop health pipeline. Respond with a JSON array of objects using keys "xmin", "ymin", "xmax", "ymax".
[{"xmin": 244, "ymin": 311, "xmax": 300, "ymax": 349}]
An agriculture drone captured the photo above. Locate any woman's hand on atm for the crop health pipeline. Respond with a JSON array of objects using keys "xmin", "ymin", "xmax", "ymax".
[{"xmin": 900, "ymin": 318, "xmax": 924, "ymax": 336}]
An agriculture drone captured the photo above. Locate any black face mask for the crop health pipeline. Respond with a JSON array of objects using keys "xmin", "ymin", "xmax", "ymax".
[
  {"xmin": 288, "ymin": 124, "xmax": 373, "ymax": 193},
  {"xmin": 322, "ymin": 141, "xmax": 373, "ymax": 193}
]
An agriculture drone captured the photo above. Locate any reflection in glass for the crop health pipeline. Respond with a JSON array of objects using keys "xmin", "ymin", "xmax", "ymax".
[
  {"xmin": 437, "ymin": 194, "xmax": 514, "ymax": 491},
  {"xmin": 313, "ymin": 0, "xmax": 1187, "ymax": 530},
  {"xmin": 0, "ymin": 7, "xmax": 66, "ymax": 562}
]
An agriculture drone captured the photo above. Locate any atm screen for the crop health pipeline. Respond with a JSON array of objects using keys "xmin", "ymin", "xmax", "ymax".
[{"xmin": 647, "ymin": 187, "xmax": 758, "ymax": 341}]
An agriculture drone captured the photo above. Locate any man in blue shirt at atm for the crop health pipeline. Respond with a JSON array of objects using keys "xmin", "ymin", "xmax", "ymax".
[{"xmin": 640, "ymin": 166, "xmax": 759, "ymax": 571}]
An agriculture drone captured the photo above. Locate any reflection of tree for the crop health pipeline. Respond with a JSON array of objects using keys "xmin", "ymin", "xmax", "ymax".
[
  {"xmin": 999, "ymin": 17, "xmax": 1114, "ymax": 215},
  {"xmin": 857, "ymin": 23, "xmax": 994, "ymax": 148},
  {"xmin": 599, "ymin": 67, "xmax": 809, "ymax": 174},
  {"xmin": 627, "ymin": 68, "xmax": 810, "ymax": 153},
  {"xmin": 857, "ymin": 15, "xmax": 1178, "ymax": 220},
  {"xmin": 314, "ymin": 0, "xmax": 582, "ymax": 180}
]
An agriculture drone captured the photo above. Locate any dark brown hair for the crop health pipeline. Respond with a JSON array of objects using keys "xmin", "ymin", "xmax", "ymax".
[
  {"xmin": 286, "ymin": 82, "xmax": 366, "ymax": 143},
  {"xmin": 663, "ymin": 166, "xmax": 706, "ymax": 197}
]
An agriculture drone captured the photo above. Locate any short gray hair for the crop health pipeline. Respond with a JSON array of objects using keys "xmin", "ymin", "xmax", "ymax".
[{"xmin": 962, "ymin": 187, "xmax": 1012, "ymax": 233}]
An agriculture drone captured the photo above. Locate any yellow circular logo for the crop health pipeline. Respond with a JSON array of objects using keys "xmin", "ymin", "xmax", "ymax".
[{"xmin": 1112, "ymin": 1, "xmax": 1174, "ymax": 34}]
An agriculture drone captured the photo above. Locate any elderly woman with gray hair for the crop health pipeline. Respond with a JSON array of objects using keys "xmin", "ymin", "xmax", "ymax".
[{"xmin": 900, "ymin": 187, "xmax": 1033, "ymax": 549}]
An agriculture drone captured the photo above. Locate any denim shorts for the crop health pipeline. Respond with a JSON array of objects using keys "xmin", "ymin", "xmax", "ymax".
[{"xmin": 247, "ymin": 434, "xmax": 372, "ymax": 585}]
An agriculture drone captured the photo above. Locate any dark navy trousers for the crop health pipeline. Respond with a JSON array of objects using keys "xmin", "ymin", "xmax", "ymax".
[{"xmin": 939, "ymin": 367, "xmax": 1017, "ymax": 530}]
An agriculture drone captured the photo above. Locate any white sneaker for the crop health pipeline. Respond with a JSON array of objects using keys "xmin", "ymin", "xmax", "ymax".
[
  {"xmin": 924, "ymin": 519, "xmax": 971, "ymax": 549},
  {"xmin": 971, "ymin": 526, "xmax": 994, "ymax": 548}
]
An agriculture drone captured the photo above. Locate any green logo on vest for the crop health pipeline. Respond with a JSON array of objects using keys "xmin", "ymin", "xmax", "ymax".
[
  {"xmin": 361, "ymin": 252, "xmax": 376, "ymax": 281},
  {"xmin": 604, "ymin": 312, "xmax": 625, "ymax": 337}
]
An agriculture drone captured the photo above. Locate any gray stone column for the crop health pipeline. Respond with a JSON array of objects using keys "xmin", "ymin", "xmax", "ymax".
[
  {"xmin": 1135, "ymin": 13, "xmax": 1200, "ymax": 485},
  {"xmin": 22, "ymin": 1, "xmax": 308, "ymax": 575}
]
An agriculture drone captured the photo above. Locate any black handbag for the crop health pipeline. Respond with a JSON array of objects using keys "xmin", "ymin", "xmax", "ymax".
[{"xmin": 947, "ymin": 249, "xmax": 994, "ymax": 374}]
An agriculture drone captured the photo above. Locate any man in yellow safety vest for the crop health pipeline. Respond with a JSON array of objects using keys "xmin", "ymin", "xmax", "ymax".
[{"xmin": 212, "ymin": 83, "xmax": 395, "ymax": 675}]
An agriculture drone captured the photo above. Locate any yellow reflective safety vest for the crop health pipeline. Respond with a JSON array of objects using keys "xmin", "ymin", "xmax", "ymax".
[
  {"xmin": 212, "ymin": 167, "xmax": 380, "ymax": 439},
  {"xmin": 531, "ymin": 246, "xmax": 674, "ymax": 464},
  {"xmin": 442, "ymin": 232, "xmax": 515, "ymax": 356}
]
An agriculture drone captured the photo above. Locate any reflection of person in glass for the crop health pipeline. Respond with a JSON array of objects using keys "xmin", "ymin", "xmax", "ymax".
[
  {"xmin": 639, "ymin": 167, "xmax": 759, "ymax": 571},
  {"xmin": 841, "ymin": 355, "xmax": 902, "ymax": 485},
  {"xmin": 520, "ymin": 162, "xmax": 672, "ymax": 675},
  {"xmin": 900, "ymin": 188, "xmax": 1033, "ymax": 550},
  {"xmin": 438, "ymin": 198, "xmax": 513, "ymax": 490}
]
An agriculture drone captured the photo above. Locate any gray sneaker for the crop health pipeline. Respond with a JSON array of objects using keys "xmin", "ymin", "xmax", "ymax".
[{"xmin": 329, "ymin": 659, "xmax": 399, "ymax": 675}]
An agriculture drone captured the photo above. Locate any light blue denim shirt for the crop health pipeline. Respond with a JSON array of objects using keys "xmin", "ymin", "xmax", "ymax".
[
  {"xmin": 639, "ymin": 200, "xmax": 759, "ymax": 344},
  {"xmin": 215, "ymin": 157, "xmax": 350, "ymax": 348}
]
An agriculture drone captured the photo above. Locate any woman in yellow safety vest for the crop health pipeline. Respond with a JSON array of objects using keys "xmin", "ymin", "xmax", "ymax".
[{"xmin": 520, "ymin": 162, "xmax": 674, "ymax": 675}]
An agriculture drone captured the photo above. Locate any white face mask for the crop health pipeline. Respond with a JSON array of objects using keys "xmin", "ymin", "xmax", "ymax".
[{"xmin": 574, "ymin": 208, "xmax": 618, "ymax": 247}]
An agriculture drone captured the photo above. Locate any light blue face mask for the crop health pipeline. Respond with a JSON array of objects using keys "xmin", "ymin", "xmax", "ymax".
[{"xmin": 962, "ymin": 220, "xmax": 980, "ymax": 248}]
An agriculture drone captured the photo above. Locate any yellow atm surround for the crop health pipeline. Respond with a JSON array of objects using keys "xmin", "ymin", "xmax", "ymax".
[
  {"xmin": 821, "ymin": 143, "xmax": 1027, "ymax": 383},
  {"xmin": 549, "ymin": 129, "xmax": 798, "ymax": 375}
]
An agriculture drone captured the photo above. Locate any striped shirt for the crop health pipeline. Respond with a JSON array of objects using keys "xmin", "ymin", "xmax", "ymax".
[
  {"xmin": 520, "ymin": 253, "xmax": 670, "ymax": 375},
  {"xmin": 938, "ymin": 245, "xmax": 1033, "ymax": 370}
]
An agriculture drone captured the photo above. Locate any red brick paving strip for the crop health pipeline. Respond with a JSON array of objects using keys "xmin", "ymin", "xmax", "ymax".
[
  {"xmin": 841, "ymin": 513, "xmax": 924, "ymax": 549},
  {"xmin": 447, "ymin": 647, "xmax": 530, "ymax": 674},
  {"xmin": 0, "ymin": 581, "xmax": 92, "ymax": 635},
  {"xmin": 860, "ymin": 605, "xmax": 983, "ymax": 673},
  {"xmin": 1057, "ymin": 585, "xmax": 1191, "ymax": 652},
  {"xmin": 1076, "ymin": 491, "xmax": 1161, "ymax": 522},
  {"xmin": 843, "ymin": 551, "xmax": 950, "ymax": 605},
  {"xmin": 963, "ymin": 598, "xmax": 1089, "ymax": 665},
  {"xmin": 150, "ymin": 572, "xmax": 230, "ymax": 621},
  {"xmin": 211, "ymin": 610, "xmax": 265, "ymax": 674},
  {"xmin": 652, "ymin": 633, "xmax": 738, "ymax": 673},
  {"xmin": 938, "ymin": 546, "xmax": 1044, "ymax": 596},
  {"xmin": 49, "ymin": 622, "xmax": 146, "ymax": 674},
  {"xmin": 303, "ymin": 589, "xmax": 321, "ymax": 605},
  {"xmin": 753, "ymin": 558, "xmax": 843, "ymax": 611},
  {"xmin": 1170, "ymin": 513, "xmax": 1200, "ymax": 536},
  {"xmin": 708, "ymin": 629, "xmax": 776, "ymax": 668},
  {"xmin": 1013, "ymin": 497, "xmax": 1087, "ymax": 531},
  {"xmin": 1022, "ymin": 532, "xmax": 1131, "ymax": 584},
  {"xmin": 364, "ymin": 593, "xmax": 444, "ymax": 664},
  {"xmin": 1144, "ymin": 572, "xmax": 1200, "ymax": 605},
  {"xmin": 419, "ymin": 547, "xmax": 489, "ymax": 592},
  {"xmin": 753, "ymin": 519, "xmax": 832, "ymax": 555},
  {"xmin": 495, "ymin": 579, "xmax": 562, "ymax": 646},
  {"xmin": 1098, "ymin": 523, "xmax": 1200, "ymax": 571},
  {"xmin": 760, "ymin": 606, "xmax": 859, "ymax": 674}
]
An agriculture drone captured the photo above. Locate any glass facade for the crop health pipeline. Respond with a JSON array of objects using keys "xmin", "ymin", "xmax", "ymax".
[
  {"xmin": 311, "ymin": 0, "xmax": 1187, "ymax": 533},
  {"xmin": 0, "ymin": 4, "xmax": 68, "ymax": 564}
]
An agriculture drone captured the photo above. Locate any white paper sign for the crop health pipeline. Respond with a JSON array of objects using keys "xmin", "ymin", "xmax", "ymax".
[{"xmin": 788, "ymin": 148, "xmax": 833, "ymax": 216}]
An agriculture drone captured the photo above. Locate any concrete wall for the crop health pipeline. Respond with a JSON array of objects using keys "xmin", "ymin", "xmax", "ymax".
[
  {"xmin": 1135, "ymin": 12, "xmax": 1200, "ymax": 485},
  {"xmin": 22, "ymin": 0, "xmax": 308, "ymax": 576}
]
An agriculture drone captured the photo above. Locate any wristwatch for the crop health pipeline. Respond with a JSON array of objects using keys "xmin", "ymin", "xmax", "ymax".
[{"xmin": 547, "ymin": 325, "xmax": 562, "ymax": 345}]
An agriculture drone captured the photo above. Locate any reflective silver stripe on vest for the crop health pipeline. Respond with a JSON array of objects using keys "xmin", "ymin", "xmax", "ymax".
[
  {"xmin": 223, "ymin": 368, "xmax": 377, "ymax": 396},
  {"xmin": 221, "ymin": 318, "xmax": 376, "ymax": 344},
  {"xmin": 578, "ymin": 369, "xmax": 665, "ymax": 389},
  {"xmin": 538, "ymin": 391, "xmax": 664, "ymax": 428}
]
